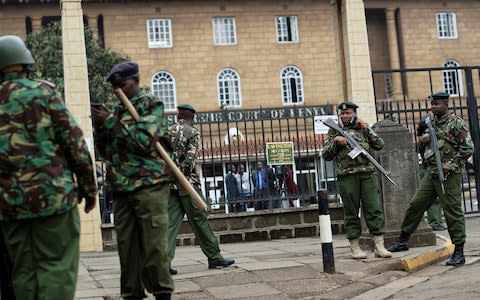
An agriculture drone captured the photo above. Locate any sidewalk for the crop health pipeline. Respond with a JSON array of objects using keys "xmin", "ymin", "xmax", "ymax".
[{"xmin": 76, "ymin": 215, "xmax": 480, "ymax": 300}]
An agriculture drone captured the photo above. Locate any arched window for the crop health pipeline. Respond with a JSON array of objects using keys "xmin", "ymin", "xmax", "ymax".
[
  {"xmin": 442, "ymin": 60, "xmax": 463, "ymax": 96},
  {"xmin": 151, "ymin": 71, "xmax": 176, "ymax": 111},
  {"xmin": 217, "ymin": 68, "xmax": 241, "ymax": 107},
  {"xmin": 281, "ymin": 66, "xmax": 304, "ymax": 104}
]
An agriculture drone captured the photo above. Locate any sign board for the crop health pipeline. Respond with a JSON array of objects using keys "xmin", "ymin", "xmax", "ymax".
[
  {"xmin": 266, "ymin": 142, "xmax": 294, "ymax": 165},
  {"xmin": 314, "ymin": 115, "xmax": 338, "ymax": 134}
]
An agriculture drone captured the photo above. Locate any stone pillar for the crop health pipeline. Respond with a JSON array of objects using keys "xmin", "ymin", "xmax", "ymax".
[
  {"xmin": 385, "ymin": 8, "xmax": 402, "ymax": 98},
  {"xmin": 369, "ymin": 120, "xmax": 436, "ymax": 248},
  {"xmin": 61, "ymin": 0, "xmax": 103, "ymax": 252},
  {"xmin": 333, "ymin": 0, "xmax": 376, "ymax": 124}
]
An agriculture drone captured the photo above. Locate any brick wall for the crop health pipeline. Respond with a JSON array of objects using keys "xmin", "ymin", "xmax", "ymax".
[{"xmin": 102, "ymin": 205, "xmax": 345, "ymax": 250}]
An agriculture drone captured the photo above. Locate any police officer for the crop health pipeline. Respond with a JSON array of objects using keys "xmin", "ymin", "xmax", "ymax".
[
  {"xmin": 168, "ymin": 104, "xmax": 234, "ymax": 274},
  {"xmin": 91, "ymin": 61, "xmax": 173, "ymax": 299},
  {"xmin": 388, "ymin": 92, "xmax": 474, "ymax": 266},
  {"xmin": 0, "ymin": 35, "xmax": 97, "ymax": 300},
  {"xmin": 322, "ymin": 101, "xmax": 392, "ymax": 259}
]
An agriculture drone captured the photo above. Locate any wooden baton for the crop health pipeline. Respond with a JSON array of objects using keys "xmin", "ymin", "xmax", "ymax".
[{"xmin": 113, "ymin": 88, "xmax": 207, "ymax": 210}]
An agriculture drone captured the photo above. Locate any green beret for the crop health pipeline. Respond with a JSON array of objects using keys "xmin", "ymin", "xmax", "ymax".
[
  {"xmin": 177, "ymin": 104, "xmax": 196, "ymax": 113},
  {"xmin": 337, "ymin": 101, "xmax": 358, "ymax": 110},
  {"xmin": 429, "ymin": 92, "xmax": 450, "ymax": 101}
]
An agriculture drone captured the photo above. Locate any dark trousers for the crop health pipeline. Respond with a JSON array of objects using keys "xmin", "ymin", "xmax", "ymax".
[
  {"xmin": 1, "ymin": 209, "xmax": 80, "ymax": 300},
  {"xmin": 113, "ymin": 184, "xmax": 174, "ymax": 299}
]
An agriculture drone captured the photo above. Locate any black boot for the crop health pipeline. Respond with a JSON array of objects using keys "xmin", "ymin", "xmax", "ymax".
[
  {"xmin": 387, "ymin": 231, "xmax": 409, "ymax": 252},
  {"xmin": 155, "ymin": 293, "xmax": 171, "ymax": 300},
  {"xmin": 169, "ymin": 267, "xmax": 178, "ymax": 275},
  {"xmin": 446, "ymin": 243, "xmax": 465, "ymax": 266}
]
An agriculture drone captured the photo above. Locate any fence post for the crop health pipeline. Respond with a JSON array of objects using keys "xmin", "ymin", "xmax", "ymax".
[
  {"xmin": 318, "ymin": 190, "xmax": 335, "ymax": 273},
  {"xmin": 464, "ymin": 68, "xmax": 480, "ymax": 210}
]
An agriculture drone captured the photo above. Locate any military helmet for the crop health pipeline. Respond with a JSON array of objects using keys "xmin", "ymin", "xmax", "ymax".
[{"xmin": 0, "ymin": 35, "xmax": 35, "ymax": 70}]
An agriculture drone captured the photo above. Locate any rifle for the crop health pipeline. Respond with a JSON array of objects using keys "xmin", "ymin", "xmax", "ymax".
[
  {"xmin": 322, "ymin": 118, "xmax": 396, "ymax": 186},
  {"xmin": 424, "ymin": 115, "xmax": 446, "ymax": 194}
]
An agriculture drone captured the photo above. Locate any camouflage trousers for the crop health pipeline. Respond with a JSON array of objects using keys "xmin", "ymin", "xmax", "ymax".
[
  {"xmin": 401, "ymin": 172, "xmax": 465, "ymax": 244},
  {"xmin": 113, "ymin": 184, "xmax": 173, "ymax": 299},
  {"xmin": 337, "ymin": 172, "xmax": 385, "ymax": 239},
  {"xmin": 167, "ymin": 187, "xmax": 223, "ymax": 265},
  {"xmin": 0, "ymin": 208, "xmax": 80, "ymax": 300}
]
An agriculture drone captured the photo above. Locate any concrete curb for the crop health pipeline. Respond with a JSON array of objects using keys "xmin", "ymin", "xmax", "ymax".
[{"xmin": 400, "ymin": 234, "xmax": 454, "ymax": 272}]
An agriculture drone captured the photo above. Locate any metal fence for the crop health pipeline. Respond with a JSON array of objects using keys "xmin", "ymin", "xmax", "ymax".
[
  {"xmin": 96, "ymin": 66, "xmax": 480, "ymax": 224},
  {"xmin": 372, "ymin": 66, "xmax": 480, "ymax": 213}
]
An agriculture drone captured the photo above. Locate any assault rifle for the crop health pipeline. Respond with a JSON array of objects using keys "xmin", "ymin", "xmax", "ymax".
[
  {"xmin": 322, "ymin": 118, "xmax": 396, "ymax": 186},
  {"xmin": 424, "ymin": 115, "xmax": 446, "ymax": 194}
]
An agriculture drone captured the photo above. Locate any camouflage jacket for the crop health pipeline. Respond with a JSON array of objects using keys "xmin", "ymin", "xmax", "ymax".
[
  {"xmin": 321, "ymin": 123, "xmax": 384, "ymax": 176},
  {"xmin": 168, "ymin": 119, "xmax": 201, "ymax": 188},
  {"xmin": 0, "ymin": 72, "xmax": 97, "ymax": 220},
  {"xmin": 94, "ymin": 88, "xmax": 172, "ymax": 192},
  {"xmin": 419, "ymin": 111, "xmax": 473, "ymax": 175}
]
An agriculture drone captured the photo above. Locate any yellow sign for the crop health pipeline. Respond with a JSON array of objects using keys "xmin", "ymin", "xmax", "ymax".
[{"xmin": 266, "ymin": 142, "xmax": 294, "ymax": 165}]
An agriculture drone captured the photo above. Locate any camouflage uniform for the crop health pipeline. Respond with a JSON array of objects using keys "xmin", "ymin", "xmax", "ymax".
[
  {"xmin": 0, "ymin": 71, "xmax": 97, "ymax": 300},
  {"xmin": 322, "ymin": 122, "xmax": 386, "ymax": 240},
  {"xmin": 399, "ymin": 111, "xmax": 473, "ymax": 244},
  {"xmin": 167, "ymin": 118, "xmax": 225, "ymax": 266},
  {"xmin": 94, "ymin": 88, "xmax": 174, "ymax": 298}
]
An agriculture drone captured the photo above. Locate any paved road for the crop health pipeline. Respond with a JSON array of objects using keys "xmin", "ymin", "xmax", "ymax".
[
  {"xmin": 352, "ymin": 216, "xmax": 480, "ymax": 300},
  {"xmin": 76, "ymin": 215, "xmax": 480, "ymax": 300}
]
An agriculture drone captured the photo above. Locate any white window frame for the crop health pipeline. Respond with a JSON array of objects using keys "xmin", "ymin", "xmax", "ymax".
[
  {"xmin": 146, "ymin": 18, "xmax": 173, "ymax": 48},
  {"xmin": 436, "ymin": 12, "xmax": 457, "ymax": 39},
  {"xmin": 151, "ymin": 71, "xmax": 176, "ymax": 111},
  {"xmin": 280, "ymin": 66, "xmax": 304, "ymax": 105},
  {"xmin": 212, "ymin": 17, "xmax": 237, "ymax": 45},
  {"xmin": 442, "ymin": 60, "xmax": 463, "ymax": 97},
  {"xmin": 217, "ymin": 68, "xmax": 242, "ymax": 108},
  {"xmin": 276, "ymin": 16, "xmax": 299, "ymax": 43}
]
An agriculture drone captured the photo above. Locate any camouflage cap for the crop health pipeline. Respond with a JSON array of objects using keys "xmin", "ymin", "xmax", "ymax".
[
  {"xmin": 429, "ymin": 92, "xmax": 450, "ymax": 101},
  {"xmin": 177, "ymin": 104, "xmax": 196, "ymax": 113},
  {"xmin": 337, "ymin": 101, "xmax": 358, "ymax": 110},
  {"xmin": 106, "ymin": 61, "xmax": 139, "ymax": 85}
]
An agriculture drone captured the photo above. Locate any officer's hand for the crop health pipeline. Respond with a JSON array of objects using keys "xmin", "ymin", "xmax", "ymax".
[
  {"xmin": 420, "ymin": 133, "xmax": 430, "ymax": 144},
  {"xmin": 159, "ymin": 136, "xmax": 174, "ymax": 152},
  {"xmin": 355, "ymin": 118, "xmax": 368, "ymax": 130},
  {"xmin": 91, "ymin": 106, "xmax": 111, "ymax": 128},
  {"xmin": 83, "ymin": 196, "xmax": 97, "ymax": 214},
  {"xmin": 333, "ymin": 136, "xmax": 348, "ymax": 146}
]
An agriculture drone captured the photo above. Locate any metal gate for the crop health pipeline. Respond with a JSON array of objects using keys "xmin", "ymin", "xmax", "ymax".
[{"xmin": 372, "ymin": 66, "xmax": 480, "ymax": 213}]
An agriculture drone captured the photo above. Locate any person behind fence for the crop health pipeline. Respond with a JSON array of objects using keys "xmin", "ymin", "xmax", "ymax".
[
  {"xmin": 0, "ymin": 35, "xmax": 97, "ymax": 300},
  {"xmin": 416, "ymin": 118, "xmax": 446, "ymax": 231},
  {"xmin": 388, "ymin": 92, "xmax": 474, "ymax": 266},
  {"xmin": 225, "ymin": 164, "xmax": 240, "ymax": 212},
  {"xmin": 167, "ymin": 104, "xmax": 235, "ymax": 275},
  {"xmin": 321, "ymin": 101, "xmax": 392, "ymax": 259},
  {"xmin": 91, "ymin": 61, "xmax": 173, "ymax": 300},
  {"xmin": 236, "ymin": 164, "xmax": 253, "ymax": 209},
  {"xmin": 285, "ymin": 165, "xmax": 298, "ymax": 207},
  {"xmin": 266, "ymin": 165, "xmax": 279, "ymax": 207},
  {"xmin": 252, "ymin": 161, "xmax": 269, "ymax": 209}
]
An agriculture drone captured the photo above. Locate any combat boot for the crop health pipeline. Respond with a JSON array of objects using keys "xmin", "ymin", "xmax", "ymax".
[
  {"xmin": 349, "ymin": 238, "xmax": 367, "ymax": 259},
  {"xmin": 373, "ymin": 235, "xmax": 392, "ymax": 258},
  {"xmin": 446, "ymin": 243, "xmax": 465, "ymax": 266},
  {"xmin": 387, "ymin": 231, "xmax": 409, "ymax": 252}
]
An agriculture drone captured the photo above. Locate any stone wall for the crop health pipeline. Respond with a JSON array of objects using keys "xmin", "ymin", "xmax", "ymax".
[{"xmin": 101, "ymin": 204, "xmax": 345, "ymax": 250}]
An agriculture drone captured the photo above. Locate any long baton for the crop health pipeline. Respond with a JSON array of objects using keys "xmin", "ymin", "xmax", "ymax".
[{"xmin": 113, "ymin": 88, "xmax": 207, "ymax": 210}]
